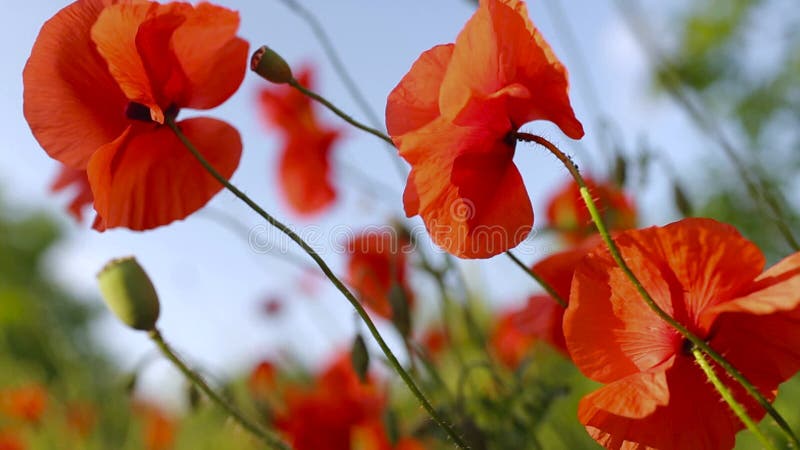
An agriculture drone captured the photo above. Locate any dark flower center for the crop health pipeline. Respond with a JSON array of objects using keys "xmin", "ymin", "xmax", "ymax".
[{"xmin": 125, "ymin": 102, "xmax": 181, "ymax": 123}]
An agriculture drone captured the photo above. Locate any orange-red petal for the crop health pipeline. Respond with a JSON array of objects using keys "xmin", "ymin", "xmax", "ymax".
[
  {"xmin": 23, "ymin": 0, "xmax": 128, "ymax": 168},
  {"xmin": 50, "ymin": 166, "xmax": 94, "ymax": 222},
  {"xmin": 580, "ymin": 356, "xmax": 748, "ymax": 450},
  {"xmin": 278, "ymin": 131, "xmax": 339, "ymax": 216},
  {"xmin": 170, "ymin": 3, "xmax": 248, "ymax": 110},
  {"xmin": 439, "ymin": 0, "xmax": 583, "ymax": 138},
  {"xmin": 346, "ymin": 231, "xmax": 413, "ymax": 319},
  {"xmin": 86, "ymin": 118, "xmax": 241, "ymax": 230}
]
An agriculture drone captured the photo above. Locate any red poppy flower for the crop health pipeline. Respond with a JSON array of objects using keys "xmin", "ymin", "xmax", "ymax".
[
  {"xmin": 65, "ymin": 402, "xmax": 97, "ymax": 438},
  {"xmin": 0, "ymin": 385, "xmax": 47, "ymax": 424},
  {"xmin": 259, "ymin": 67, "xmax": 342, "ymax": 216},
  {"xmin": 24, "ymin": 0, "xmax": 248, "ymax": 231},
  {"xmin": 274, "ymin": 353, "xmax": 387, "ymax": 450},
  {"xmin": 419, "ymin": 326, "xmax": 449, "ymax": 360},
  {"xmin": 490, "ymin": 245, "xmax": 587, "ymax": 366},
  {"xmin": 345, "ymin": 229, "xmax": 414, "ymax": 319},
  {"xmin": 546, "ymin": 177, "xmax": 636, "ymax": 244},
  {"xmin": 134, "ymin": 403, "xmax": 175, "ymax": 450},
  {"xmin": 564, "ymin": 218, "xmax": 800, "ymax": 450},
  {"xmin": 386, "ymin": 0, "xmax": 583, "ymax": 259}
]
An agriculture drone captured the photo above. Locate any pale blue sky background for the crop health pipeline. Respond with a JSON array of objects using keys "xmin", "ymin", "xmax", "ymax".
[{"xmin": 0, "ymin": 0, "xmax": 706, "ymax": 407}]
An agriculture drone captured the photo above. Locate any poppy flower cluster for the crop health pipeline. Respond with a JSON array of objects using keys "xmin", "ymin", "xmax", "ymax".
[
  {"xmin": 259, "ymin": 66, "xmax": 343, "ymax": 216},
  {"xmin": 25, "ymin": 0, "xmax": 249, "ymax": 230},
  {"xmin": 546, "ymin": 177, "xmax": 637, "ymax": 245},
  {"xmin": 564, "ymin": 218, "xmax": 800, "ymax": 449},
  {"xmin": 251, "ymin": 354, "xmax": 423, "ymax": 450},
  {"xmin": 345, "ymin": 229, "xmax": 414, "ymax": 321},
  {"xmin": 386, "ymin": 0, "xmax": 584, "ymax": 259}
]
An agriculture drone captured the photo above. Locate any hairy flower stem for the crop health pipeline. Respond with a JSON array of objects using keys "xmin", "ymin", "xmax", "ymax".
[
  {"xmin": 692, "ymin": 348, "xmax": 775, "ymax": 449},
  {"xmin": 517, "ymin": 131, "xmax": 800, "ymax": 447},
  {"xmin": 505, "ymin": 250, "xmax": 567, "ymax": 308},
  {"xmin": 148, "ymin": 329, "xmax": 291, "ymax": 450},
  {"xmin": 166, "ymin": 118, "xmax": 470, "ymax": 450}
]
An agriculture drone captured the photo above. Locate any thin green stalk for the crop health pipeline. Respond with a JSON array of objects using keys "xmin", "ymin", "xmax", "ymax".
[
  {"xmin": 166, "ymin": 118, "xmax": 469, "ymax": 450},
  {"xmin": 692, "ymin": 348, "xmax": 775, "ymax": 450},
  {"xmin": 518, "ymin": 132, "xmax": 800, "ymax": 447},
  {"xmin": 505, "ymin": 250, "xmax": 567, "ymax": 308},
  {"xmin": 148, "ymin": 329, "xmax": 291, "ymax": 450},
  {"xmin": 288, "ymin": 78, "xmax": 394, "ymax": 146}
]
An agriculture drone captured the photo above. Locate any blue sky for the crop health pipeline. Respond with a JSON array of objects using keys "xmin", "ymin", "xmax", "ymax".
[{"xmin": 1, "ymin": 0, "xmax": 702, "ymax": 407}]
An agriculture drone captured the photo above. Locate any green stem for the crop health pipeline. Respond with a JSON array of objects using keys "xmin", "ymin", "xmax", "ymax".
[
  {"xmin": 692, "ymin": 348, "xmax": 775, "ymax": 450},
  {"xmin": 287, "ymin": 78, "xmax": 395, "ymax": 146},
  {"xmin": 518, "ymin": 132, "xmax": 800, "ymax": 447},
  {"xmin": 148, "ymin": 329, "xmax": 291, "ymax": 450},
  {"xmin": 505, "ymin": 250, "xmax": 567, "ymax": 308},
  {"xmin": 166, "ymin": 118, "xmax": 469, "ymax": 450}
]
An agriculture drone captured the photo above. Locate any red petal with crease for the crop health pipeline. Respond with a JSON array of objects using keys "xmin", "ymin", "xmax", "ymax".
[
  {"xmin": 23, "ymin": 0, "xmax": 128, "ymax": 168},
  {"xmin": 86, "ymin": 118, "xmax": 241, "ymax": 230}
]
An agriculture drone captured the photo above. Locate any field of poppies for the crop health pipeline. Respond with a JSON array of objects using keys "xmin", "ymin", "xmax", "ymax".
[{"xmin": 4, "ymin": 0, "xmax": 800, "ymax": 449}]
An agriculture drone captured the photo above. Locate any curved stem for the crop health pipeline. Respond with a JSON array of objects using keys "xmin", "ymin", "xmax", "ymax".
[
  {"xmin": 149, "ymin": 329, "xmax": 291, "ymax": 450},
  {"xmin": 692, "ymin": 348, "xmax": 775, "ymax": 450},
  {"xmin": 166, "ymin": 118, "xmax": 469, "ymax": 450},
  {"xmin": 518, "ymin": 132, "xmax": 800, "ymax": 447},
  {"xmin": 288, "ymin": 78, "xmax": 394, "ymax": 146},
  {"xmin": 505, "ymin": 251, "xmax": 567, "ymax": 308}
]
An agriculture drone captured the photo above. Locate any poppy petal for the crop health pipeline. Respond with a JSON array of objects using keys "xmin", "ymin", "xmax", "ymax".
[
  {"xmin": 91, "ymin": 2, "xmax": 170, "ymax": 121},
  {"xmin": 440, "ymin": 0, "xmax": 583, "ymax": 138},
  {"xmin": 580, "ymin": 356, "xmax": 744, "ymax": 450},
  {"xmin": 704, "ymin": 251, "xmax": 800, "ymax": 389},
  {"xmin": 279, "ymin": 132, "xmax": 338, "ymax": 216},
  {"xmin": 565, "ymin": 228, "xmax": 684, "ymax": 382},
  {"xmin": 23, "ymin": 0, "xmax": 128, "ymax": 168},
  {"xmin": 86, "ymin": 118, "xmax": 241, "ymax": 230},
  {"xmin": 386, "ymin": 44, "xmax": 454, "ymax": 137},
  {"xmin": 170, "ymin": 3, "xmax": 248, "ymax": 110},
  {"xmin": 50, "ymin": 166, "xmax": 94, "ymax": 222}
]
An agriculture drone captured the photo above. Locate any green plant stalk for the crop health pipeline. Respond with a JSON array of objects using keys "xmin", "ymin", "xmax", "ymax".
[
  {"xmin": 166, "ymin": 118, "xmax": 469, "ymax": 450},
  {"xmin": 288, "ymin": 78, "xmax": 394, "ymax": 146},
  {"xmin": 692, "ymin": 348, "xmax": 775, "ymax": 449},
  {"xmin": 148, "ymin": 329, "xmax": 291, "ymax": 450},
  {"xmin": 505, "ymin": 250, "xmax": 567, "ymax": 308},
  {"xmin": 517, "ymin": 132, "xmax": 800, "ymax": 447}
]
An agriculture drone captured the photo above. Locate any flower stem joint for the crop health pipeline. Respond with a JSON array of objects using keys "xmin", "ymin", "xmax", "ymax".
[
  {"xmin": 251, "ymin": 45, "xmax": 293, "ymax": 84},
  {"xmin": 97, "ymin": 257, "xmax": 160, "ymax": 331}
]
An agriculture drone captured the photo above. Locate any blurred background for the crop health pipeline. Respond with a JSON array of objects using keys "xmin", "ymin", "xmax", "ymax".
[{"xmin": 1, "ymin": 0, "xmax": 798, "ymax": 448}]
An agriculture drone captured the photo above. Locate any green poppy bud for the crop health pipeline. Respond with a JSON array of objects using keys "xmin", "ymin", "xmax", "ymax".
[
  {"xmin": 97, "ymin": 257, "xmax": 160, "ymax": 331},
  {"xmin": 350, "ymin": 334, "xmax": 370, "ymax": 383},
  {"xmin": 250, "ymin": 46, "xmax": 293, "ymax": 84}
]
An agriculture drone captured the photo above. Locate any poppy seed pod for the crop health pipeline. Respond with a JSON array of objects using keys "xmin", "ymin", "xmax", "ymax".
[
  {"xmin": 97, "ymin": 257, "xmax": 160, "ymax": 331},
  {"xmin": 251, "ymin": 46, "xmax": 293, "ymax": 84}
]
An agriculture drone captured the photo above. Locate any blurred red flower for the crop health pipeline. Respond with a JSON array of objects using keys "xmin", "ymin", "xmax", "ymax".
[
  {"xmin": 546, "ymin": 177, "xmax": 636, "ymax": 245},
  {"xmin": 0, "ymin": 431, "xmax": 24, "ymax": 450},
  {"xmin": 248, "ymin": 360, "xmax": 278, "ymax": 402},
  {"xmin": 0, "ymin": 385, "xmax": 47, "ymax": 424},
  {"xmin": 386, "ymin": 0, "xmax": 583, "ymax": 258},
  {"xmin": 419, "ymin": 326, "xmax": 449, "ymax": 360},
  {"xmin": 65, "ymin": 402, "xmax": 97, "ymax": 438},
  {"xmin": 259, "ymin": 66, "xmax": 342, "ymax": 216},
  {"xmin": 49, "ymin": 166, "xmax": 94, "ymax": 225},
  {"xmin": 346, "ymin": 229, "xmax": 414, "ymax": 320},
  {"xmin": 24, "ymin": 0, "xmax": 248, "ymax": 231},
  {"xmin": 134, "ymin": 403, "xmax": 176, "ymax": 450},
  {"xmin": 491, "ymin": 244, "xmax": 589, "ymax": 366},
  {"xmin": 565, "ymin": 218, "xmax": 800, "ymax": 449},
  {"xmin": 274, "ymin": 354, "xmax": 388, "ymax": 450}
]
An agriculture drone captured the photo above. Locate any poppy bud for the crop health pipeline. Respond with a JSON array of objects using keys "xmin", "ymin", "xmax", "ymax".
[
  {"xmin": 388, "ymin": 283, "xmax": 412, "ymax": 337},
  {"xmin": 97, "ymin": 257, "xmax": 160, "ymax": 331},
  {"xmin": 251, "ymin": 46, "xmax": 293, "ymax": 84},
  {"xmin": 673, "ymin": 182, "xmax": 693, "ymax": 217},
  {"xmin": 350, "ymin": 334, "xmax": 370, "ymax": 383}
]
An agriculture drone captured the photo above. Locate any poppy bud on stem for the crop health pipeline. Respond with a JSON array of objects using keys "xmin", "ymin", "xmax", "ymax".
[
  {"xmin": 97, "ymin": 257, "xmax": 160, "ymax": 331},
  {"xmin": 250, "ymin": 46, "xmax": 293, "ymax": 84},
  {"xmin": 516, "ymin": 131, "xmax": 800, "ymax": 447}
]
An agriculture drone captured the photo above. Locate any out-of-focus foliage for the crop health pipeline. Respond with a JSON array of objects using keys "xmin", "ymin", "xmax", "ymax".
[{"xmin": 653, "ymin": 0, "xmax": 800, "ymax": 261}]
